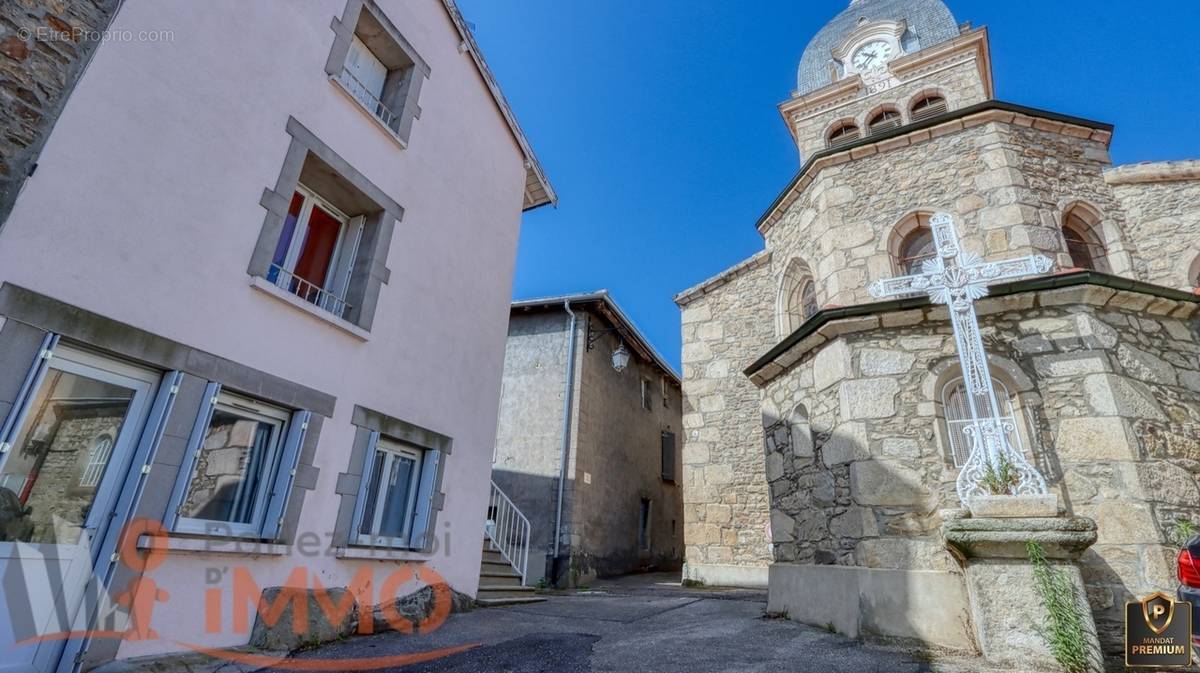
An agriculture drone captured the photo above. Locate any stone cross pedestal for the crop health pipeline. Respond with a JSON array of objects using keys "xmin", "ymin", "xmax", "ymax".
[{"xmin": 941, "ymin": 499, "xmax": 1104, "ymax": 673}]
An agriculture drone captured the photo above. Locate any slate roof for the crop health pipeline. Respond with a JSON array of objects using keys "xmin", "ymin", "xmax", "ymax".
[{"xmin": 797, "ymin": 0, "xmax": 960, "ymax": 95}]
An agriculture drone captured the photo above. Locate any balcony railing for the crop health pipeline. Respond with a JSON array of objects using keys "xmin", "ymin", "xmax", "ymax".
[
  {"xmin": 336, "ymin": 67, "xmax": 402, "ymax": 135},
  {"xmin": 268, "ymin": 264, "xmax": 351, "ymax": 318}
]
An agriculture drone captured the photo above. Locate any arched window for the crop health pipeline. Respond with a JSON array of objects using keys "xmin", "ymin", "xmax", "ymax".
[
  {"xmin": 868, "ymin": 108, "xmax": 903, "ymax": 135},
  {"xmin": 778, "ymin": 259, "xmax": 818, "ymax": 336},
  {"xmin": 80, "ymin": 434, "xmax": 114, "ymax": 488},
  {"xmin": 1190, "ymin": 255, "xmax": 1200, "ymax": 291},
  {"xmin": 827, "ymin": 122, "xmax": 861, "ymax": 149},
  {"xmin": 910, "ymin": 94, "xmax": 947, "ymax": 122},
  {"xmin": 1062, "ymin": 206, "xmax": 1109, "ymax": 272},
  {"xmin": 891, "ymin": 212, "xmax": 936, "ymax": 274},
  {"xmin": 941, "ymin": 377, "xmax": 1027, "ymax": 468}
]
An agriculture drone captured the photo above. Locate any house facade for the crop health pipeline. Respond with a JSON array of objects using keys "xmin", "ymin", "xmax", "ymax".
[
  {"xmin": 676, "ymin": 0, "xmax": 1199, "ymax": 658},
  {"xmin": 0, "ymin": 1, "xmax": 553, "ymax": 671},
  {"xmin": 492, "ymin": 292, "xmax": 683, "ymax": 587}
]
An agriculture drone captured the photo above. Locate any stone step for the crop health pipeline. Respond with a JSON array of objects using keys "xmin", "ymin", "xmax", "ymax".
[
  {"xmin": 476, "ymin": 584, "xmax": 538, "ymax": 599},
  {"xmin": 475, "ymin": 596, "xmax": 546, "ymax": 608},
  {"xmin": 480, "ymin": 549, "xmax": 507, "ymax": 563},
  {"xmin": 479, "ymin": 559, "xmax": 516, "ymax": 574},
  {"xmin": 478, "ymin": 571, "xmax": 523, "ymax": 587}
]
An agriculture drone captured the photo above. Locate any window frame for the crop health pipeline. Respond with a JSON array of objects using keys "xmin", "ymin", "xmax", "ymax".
[
  {"xmin": 171, "ymin": 391, "xmax": 292, "ymax": 539},
  {"xmin": 1061, "ymin": 210, "xmax": 1110, "ymax": 273},
  {"xmin": 827, "ymin": 122, "xmax": 861, "ymax": 149},
  {"xmin": 939, "ymin": 375, "xmax": 1028, "ymax": 469},
  {"xmin": 868, "ymin": 108, "xmax": 903, "ymax": 135},
  {"xmin": 326, "ymin": 0, "xmax": 431, "ymax": 146},
  {"xmin": 641, "ymin": 378, "xmax": 652, "ymax": 411},
  {"xmin": 249, "ymin": 117, "xmax": 404, "ymax": 333},
  {"xmin": 354, "ymin": 436, "xmax": 425, "ymax": 548}
]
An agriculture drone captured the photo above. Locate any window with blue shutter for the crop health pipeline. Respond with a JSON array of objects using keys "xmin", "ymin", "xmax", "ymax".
[
  {"xmin": 350, "ymin": 433, "xmax": 440, "ymax": 550},
  {"xmin": 165, "ymin": 386, "xmax": 309, "ymax": 540}
]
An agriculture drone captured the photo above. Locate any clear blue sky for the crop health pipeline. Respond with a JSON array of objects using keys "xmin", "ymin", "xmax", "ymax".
[{"xmin": 457, "ymin": 0, "xmax": 1200, "ymax": 371}]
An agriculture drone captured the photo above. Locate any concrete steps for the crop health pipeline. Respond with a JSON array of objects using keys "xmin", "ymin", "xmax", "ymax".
[{"xmin": 476, "ymin": 538, "xmax": 544, "ymax": 607}]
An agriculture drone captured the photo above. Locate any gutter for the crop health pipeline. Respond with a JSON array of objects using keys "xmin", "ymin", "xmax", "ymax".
[
  {"xmin": 744, "ymin": 271, "xmax": 1199, "ymax": 379},
  {"xmin": 553, "ymin": 300, "xmax": 578, "ymax": 561}
]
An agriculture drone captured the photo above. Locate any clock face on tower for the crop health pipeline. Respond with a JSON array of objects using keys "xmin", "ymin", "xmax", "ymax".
[{"xmin": 852, "ymin": 40, "xmax": 894, "ymax": 71}]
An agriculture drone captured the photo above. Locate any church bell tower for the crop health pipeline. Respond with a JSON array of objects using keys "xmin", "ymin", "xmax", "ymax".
[{"xmin": 781, "ymin": 0, "xmax": 994, "ymax": 163}]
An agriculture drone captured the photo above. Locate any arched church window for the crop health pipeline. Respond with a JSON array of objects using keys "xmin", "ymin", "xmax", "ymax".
[
  {"xmin": 910, "ymin": 94, "xmax": 947, "ymax": 121},
  {"xmin": 827, "ymin": 122, "xmax": 861, "ymax": 149},
  {"xmin": 778, "ymin": 258, "xmax": 817, "ymax": 336},
  {"xmin": 894, "ymin": 213, "xmax": 937, "ymax": 274},
  {"xmin": 1062, "ymin": 207, "xmax": 1109, "ymax": 272},
  {"xmin": 867, "ymin": 108, "xmax": 903, "ymax": 135},
  {"xmin": 940, "ymin": 376, "xmax": 1026, "ymax": 468},
  {"xmin": 1190, "ymin": 255, "xmax": 1200, "ymax": 291}
]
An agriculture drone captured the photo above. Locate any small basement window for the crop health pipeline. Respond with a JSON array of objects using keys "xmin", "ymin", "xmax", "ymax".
[{"xmin": 328, "ymin": 0, "xmax": 431, "ymax": 144}]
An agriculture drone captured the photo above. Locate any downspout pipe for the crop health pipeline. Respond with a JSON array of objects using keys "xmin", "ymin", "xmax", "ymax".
[{"xmin": 553, "ymin": 300, "xmax": 578, "ymax": 565}]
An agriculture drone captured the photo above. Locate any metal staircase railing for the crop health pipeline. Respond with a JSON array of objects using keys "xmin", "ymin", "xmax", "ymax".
[{"xmin": 484, "ymin": 480, "xmax": 530, "ymax": 585}]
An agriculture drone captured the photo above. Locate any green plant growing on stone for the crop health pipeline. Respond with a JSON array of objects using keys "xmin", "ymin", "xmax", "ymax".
[
  {"xmin": 1027, "ymin": 541, "xmax": 1091, "ymax": 673},
  {"xmin": 1170, "ymin": 518, "xmax": 1197, "ymax": 546},
  {"xmin": 980, "ymin": 453, "xmax": 1017, "ymax": 495}
]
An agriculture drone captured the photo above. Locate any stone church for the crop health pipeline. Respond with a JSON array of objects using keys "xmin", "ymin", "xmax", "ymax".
[{"xmin": 676, "ymin": 0, "xmax": 1199, "ymax": 658}]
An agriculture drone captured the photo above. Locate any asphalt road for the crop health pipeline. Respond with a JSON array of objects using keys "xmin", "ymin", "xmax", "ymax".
[{"xmin": 275, "ymin": 574, "xmax": 1004, "ymax": 673}]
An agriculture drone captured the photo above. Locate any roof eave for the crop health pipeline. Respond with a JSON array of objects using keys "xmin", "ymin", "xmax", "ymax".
[{"xmin": 439, "ymin": 0, "xmax": 557, "ymax": 210}]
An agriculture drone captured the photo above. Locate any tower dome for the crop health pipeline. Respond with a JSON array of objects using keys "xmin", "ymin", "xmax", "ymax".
[{"xmin": 796, "ymin": 0, "xmax": 960, "ymax": 95}]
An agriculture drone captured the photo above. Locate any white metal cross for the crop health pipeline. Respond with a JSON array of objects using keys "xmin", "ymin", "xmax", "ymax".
[{"xmin": 869, "ymin": 213, "xmax": 1054, "ymax": 503}]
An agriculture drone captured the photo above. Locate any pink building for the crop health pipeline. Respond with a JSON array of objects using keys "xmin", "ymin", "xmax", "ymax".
[{"xmin": 0, "ymin": 1, "xmax": 553, "ymax": 671}]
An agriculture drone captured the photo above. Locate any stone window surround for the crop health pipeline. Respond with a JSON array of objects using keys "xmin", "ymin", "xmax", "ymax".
[
  {"xmin": 887, "ymin": 210, "xmax": 936, "ymax": 275},
  {"xmin": 777, "ymin": 257, "xmax": 818, "ymax": 338},
  {"xmin": 1190, "ymin": 255, "xmax": 1200, "ymax": 290},
  {"xmin": 330, "ymin": 404, "xmax": 451, "ymax": 552},
  {"xmin": 821, "ymin": 86, "xmax": 953, "ymax": 145},
  {"xmin": 325, "ymin": 0, "xmax": 431, "ymax": 146},
  {"xmin": 1058, "ymin": 199, "xmax": 1122, "ymax": 275},
  {"xmin": 924, "ymin": 355, "xmax": 1039, "ymax": 470},
  {"xmin": 248, "ymin": 116, "xmax": 403, "ymax": 333}
]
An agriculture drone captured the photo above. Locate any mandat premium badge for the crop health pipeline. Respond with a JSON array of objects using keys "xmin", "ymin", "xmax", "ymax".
[{"xmin": 1126, "ymin": 592, "xmax": 1194, "ymax": 668}]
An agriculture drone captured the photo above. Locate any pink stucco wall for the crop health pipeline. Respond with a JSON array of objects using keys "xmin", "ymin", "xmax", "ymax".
[{"xmin": 0, "ymin": 0, "xmax": 532, "ymax": 657}]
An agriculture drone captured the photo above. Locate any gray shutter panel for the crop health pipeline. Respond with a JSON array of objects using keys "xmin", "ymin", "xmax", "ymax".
[
  {"xmin": 260, "ymin": 409, "xmax": 311, "ymax": 541},
  {"xmin": 164, "ymin": 381, "xmax": 221, "ymax": 531},
  {"xmin": 661, "ymin": 431, "xmax": 676, "ymax": 482},
  {"xmin": 96, "ymin": 370, "xmax": 182, "ymax": 569},
  {"xmin": 349, "ymin": 430, "xmax": 382, "ymax": 543},
  {"xmin": 0, "ymin": 332, "xmax": 60, "ymax": 465},
  {"xmin": 409, "ymin": 450, "xmax": 441, "ymax": 550}
]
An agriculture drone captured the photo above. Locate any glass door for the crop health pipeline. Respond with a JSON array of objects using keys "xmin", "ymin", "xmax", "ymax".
[{"xmin": 0, "ymin": 346, "xmax": 159, "ymax": 673}]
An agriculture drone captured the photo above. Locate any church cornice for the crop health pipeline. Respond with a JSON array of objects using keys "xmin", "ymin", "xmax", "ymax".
[
  {"xmin": 757, "ymin": 100, "xmax": 1115, "ymax": 237},
  {"xmin": 743, "ymin": 271, "xmax": 1199, "ymax": 386}
]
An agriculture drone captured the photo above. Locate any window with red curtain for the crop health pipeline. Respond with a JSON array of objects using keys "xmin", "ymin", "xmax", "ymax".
[{"xmin": 291, "ymin": 203, "xmax": 342, "ymax": 287}]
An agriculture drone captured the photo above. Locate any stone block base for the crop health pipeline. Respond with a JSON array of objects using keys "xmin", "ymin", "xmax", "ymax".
[
  {"xmin": 767, "ymin": 563, "xmax": 976, "ymax": 652},
  {"xmin": 962, "ymin": 559, "xmax": 1103, "ymax": 672},
  {"xmin": 683, "ymin": 562, "xmax": 769, "ymax": 588}
]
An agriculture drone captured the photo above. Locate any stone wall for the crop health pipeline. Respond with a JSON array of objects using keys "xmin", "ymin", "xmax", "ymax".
[
  {"xmin": 0, "ymin": 0, "xmax": 121, "ymax": 225},
  {"xmin": 766, "ymin": 117, "xmax": 1125, "ymax": 316},
  {"xmin": 676, "ymin": 252, "xmax": 777, "ymax": 584},
  {"xmin": 491, "ymin": 310, "xmax": 574, "ymax": 583},
  {"xmin": 758, "ymin": 285, "xmax": 1200, "ymax": 655},
  {"xmin": 1106, "ymin": 161, "xmax": 1200, "ymax": 290},
  {"xmin": 572, "ymin": 313, "xmax": 684, "ymax": 581},
  {"xmin": 790, "ymin": 55, "xmax": 987, "ymax": 162}
]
